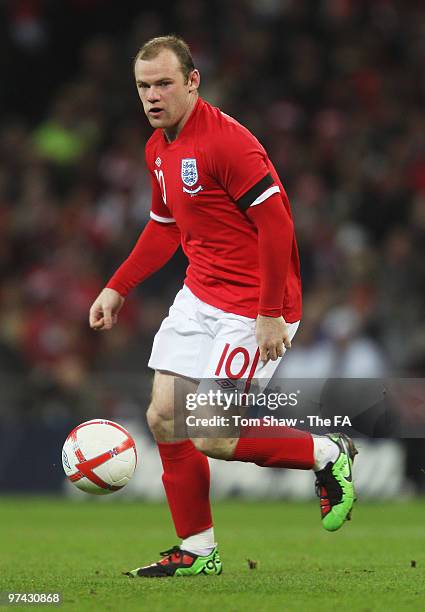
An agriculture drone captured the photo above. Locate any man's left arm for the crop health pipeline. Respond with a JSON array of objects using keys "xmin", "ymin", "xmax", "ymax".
[
  {"xmin": 245, "ymin": 192, "xmax": 294, "ymax": 363},
  {"xmin": 208, "ymin": 127, "xmax": 296, "ymax": 362}
]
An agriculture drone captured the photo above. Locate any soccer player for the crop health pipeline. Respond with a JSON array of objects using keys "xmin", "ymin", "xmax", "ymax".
[{"xmin": 89, "ymin": 36, "xmax": 357, "ymax": 578}]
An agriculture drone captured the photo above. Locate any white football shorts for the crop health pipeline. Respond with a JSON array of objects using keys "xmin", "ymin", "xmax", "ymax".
[{"xmin": 148, "ymin": 285, "xmax": 300, "ymax": 391}]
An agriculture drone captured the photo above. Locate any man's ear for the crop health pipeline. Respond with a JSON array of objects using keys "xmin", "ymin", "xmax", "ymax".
[{"xmin": 188, "ymin": 69, "xmax": 200, "ymax": 92}]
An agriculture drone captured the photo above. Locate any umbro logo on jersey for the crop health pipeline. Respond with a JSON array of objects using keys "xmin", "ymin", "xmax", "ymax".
[
  {"xmin": 155, "ymin": 157, "xmax": 162, "ymax": 167},
  {"xmin": 181, "ymin": 158, "xmax": 203, "ymax": 195}
]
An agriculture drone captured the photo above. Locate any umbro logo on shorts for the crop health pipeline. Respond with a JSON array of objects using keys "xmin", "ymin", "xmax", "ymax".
[{"xmin": 215, "ymin": 379, "xmax": 237, "ymax": 389}]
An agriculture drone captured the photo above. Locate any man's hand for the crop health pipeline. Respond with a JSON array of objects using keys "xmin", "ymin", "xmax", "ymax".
[
  {"xmin": 89, "ymin": 288, "xmax": 125, "ymax": 331},
  {"xmin": 256, "ymin": 315, "xmax": 291, "ymax": 364}
]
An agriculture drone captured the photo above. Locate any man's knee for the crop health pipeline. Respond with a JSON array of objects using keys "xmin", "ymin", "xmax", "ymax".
[
  {"xmin": 146, "ymin": 401, "xmax": 174, "ymax": 436},
  {"xmin": 146, "ymin": 371, "xmax": 178, "ymax": 440}
]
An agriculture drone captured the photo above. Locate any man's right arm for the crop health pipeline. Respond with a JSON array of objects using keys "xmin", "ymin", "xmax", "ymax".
[
  {"xmin": 89, "ymin": 219, "xmax": 180, "ymax": 330},
  {"xmin": 106, "ymin": 219, "xmax": 180, "ymax": 296}
]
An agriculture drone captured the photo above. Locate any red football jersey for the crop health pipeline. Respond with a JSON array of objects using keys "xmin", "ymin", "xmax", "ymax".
[{"xmin": 145, "ymin": 97, "xmax": 302, "ymax": 322}]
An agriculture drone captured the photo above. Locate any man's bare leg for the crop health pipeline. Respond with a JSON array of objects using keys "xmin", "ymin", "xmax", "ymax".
[{"xmin": 146, "ymin": 371, "xmax": 216, "ymax": 555}]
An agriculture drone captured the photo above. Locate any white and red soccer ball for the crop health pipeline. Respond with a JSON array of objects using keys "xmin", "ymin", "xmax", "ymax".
[{"xmin": 62, "ymin": 420, "xmax": 137, "ymax": 495}]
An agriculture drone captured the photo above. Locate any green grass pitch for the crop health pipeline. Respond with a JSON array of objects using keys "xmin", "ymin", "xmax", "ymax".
[{"xmin": 1, "ymin": 497, "xmax": 425, "ymax": 611}]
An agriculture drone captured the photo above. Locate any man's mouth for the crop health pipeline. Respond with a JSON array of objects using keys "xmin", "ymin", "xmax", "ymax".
[{"xmin": 149, "ymin": 108, "xmax": 164, "ymax": 117}]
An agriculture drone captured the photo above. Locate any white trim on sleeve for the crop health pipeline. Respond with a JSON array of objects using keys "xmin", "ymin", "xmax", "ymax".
[
  {"xmin": 150, "ymin": 211, "xmax": 176, "ymax": 223},
  {"xmin": 250, "ymin": 185, "xmax": 280, "ymax": 207}
]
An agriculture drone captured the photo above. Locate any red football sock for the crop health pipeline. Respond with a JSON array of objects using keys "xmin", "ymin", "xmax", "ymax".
[
  {"xmin": 230, "ymin": 423, "xmax": 314, "ymax": 469},
  {"xmin": 157, "ymin": 439, "xmax": 213, "ymax": 539}
]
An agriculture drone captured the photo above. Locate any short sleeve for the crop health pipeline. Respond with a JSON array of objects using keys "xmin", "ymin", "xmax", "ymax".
[{"xmin": 209, "ymin": 122, "xmax": 280, "ymax": 211}]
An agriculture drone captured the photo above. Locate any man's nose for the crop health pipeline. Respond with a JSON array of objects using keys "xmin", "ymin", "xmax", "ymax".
[{"xmin": 146, "ymin": 86, "xmax": 160, "ymax": 103}]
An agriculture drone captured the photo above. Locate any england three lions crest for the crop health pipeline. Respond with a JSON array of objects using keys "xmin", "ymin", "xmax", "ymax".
[{"xmin": 181, "ymin": 158, "xmax": 198, "ymax": 187}]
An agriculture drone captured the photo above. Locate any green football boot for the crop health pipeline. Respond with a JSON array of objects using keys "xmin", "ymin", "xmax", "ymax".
[
  {"xmin": 315, "ymin": 433, "xmax": 358, "ymax": 531},
  {"xmin": 124, "ymin": 545, "xmax": 222, "ymax": 578}
]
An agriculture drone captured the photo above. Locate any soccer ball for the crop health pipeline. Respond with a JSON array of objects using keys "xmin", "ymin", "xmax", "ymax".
[{"xmin": 62, "ymin": 419, "xmax": 138, "ymax": 495}]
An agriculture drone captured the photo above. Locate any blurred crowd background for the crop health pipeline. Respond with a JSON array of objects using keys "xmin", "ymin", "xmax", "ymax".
[{"xmin": 0, "ymin": 0, "xmax": 424, "ymax": 493}]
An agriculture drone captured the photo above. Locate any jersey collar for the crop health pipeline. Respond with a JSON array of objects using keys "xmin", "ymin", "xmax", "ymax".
[{"xmin": 161, "ymin": 97, "xmax": 204, "ymax": 148}]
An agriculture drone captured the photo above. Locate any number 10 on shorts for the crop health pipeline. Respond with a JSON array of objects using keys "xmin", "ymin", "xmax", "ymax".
[{"xmin": 215, "ymin": 343, "xmax": 260, "ymax": 386}]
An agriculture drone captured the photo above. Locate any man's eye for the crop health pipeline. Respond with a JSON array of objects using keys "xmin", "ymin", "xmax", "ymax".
[{"xmin": 160, "ymin": 82, "xmax": 171, "ymax": 87}]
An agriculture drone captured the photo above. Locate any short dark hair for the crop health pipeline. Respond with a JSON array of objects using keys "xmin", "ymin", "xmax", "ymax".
[{"xmin": 134, "ymin": 35, "xmax": 195, "ymax": 83}]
